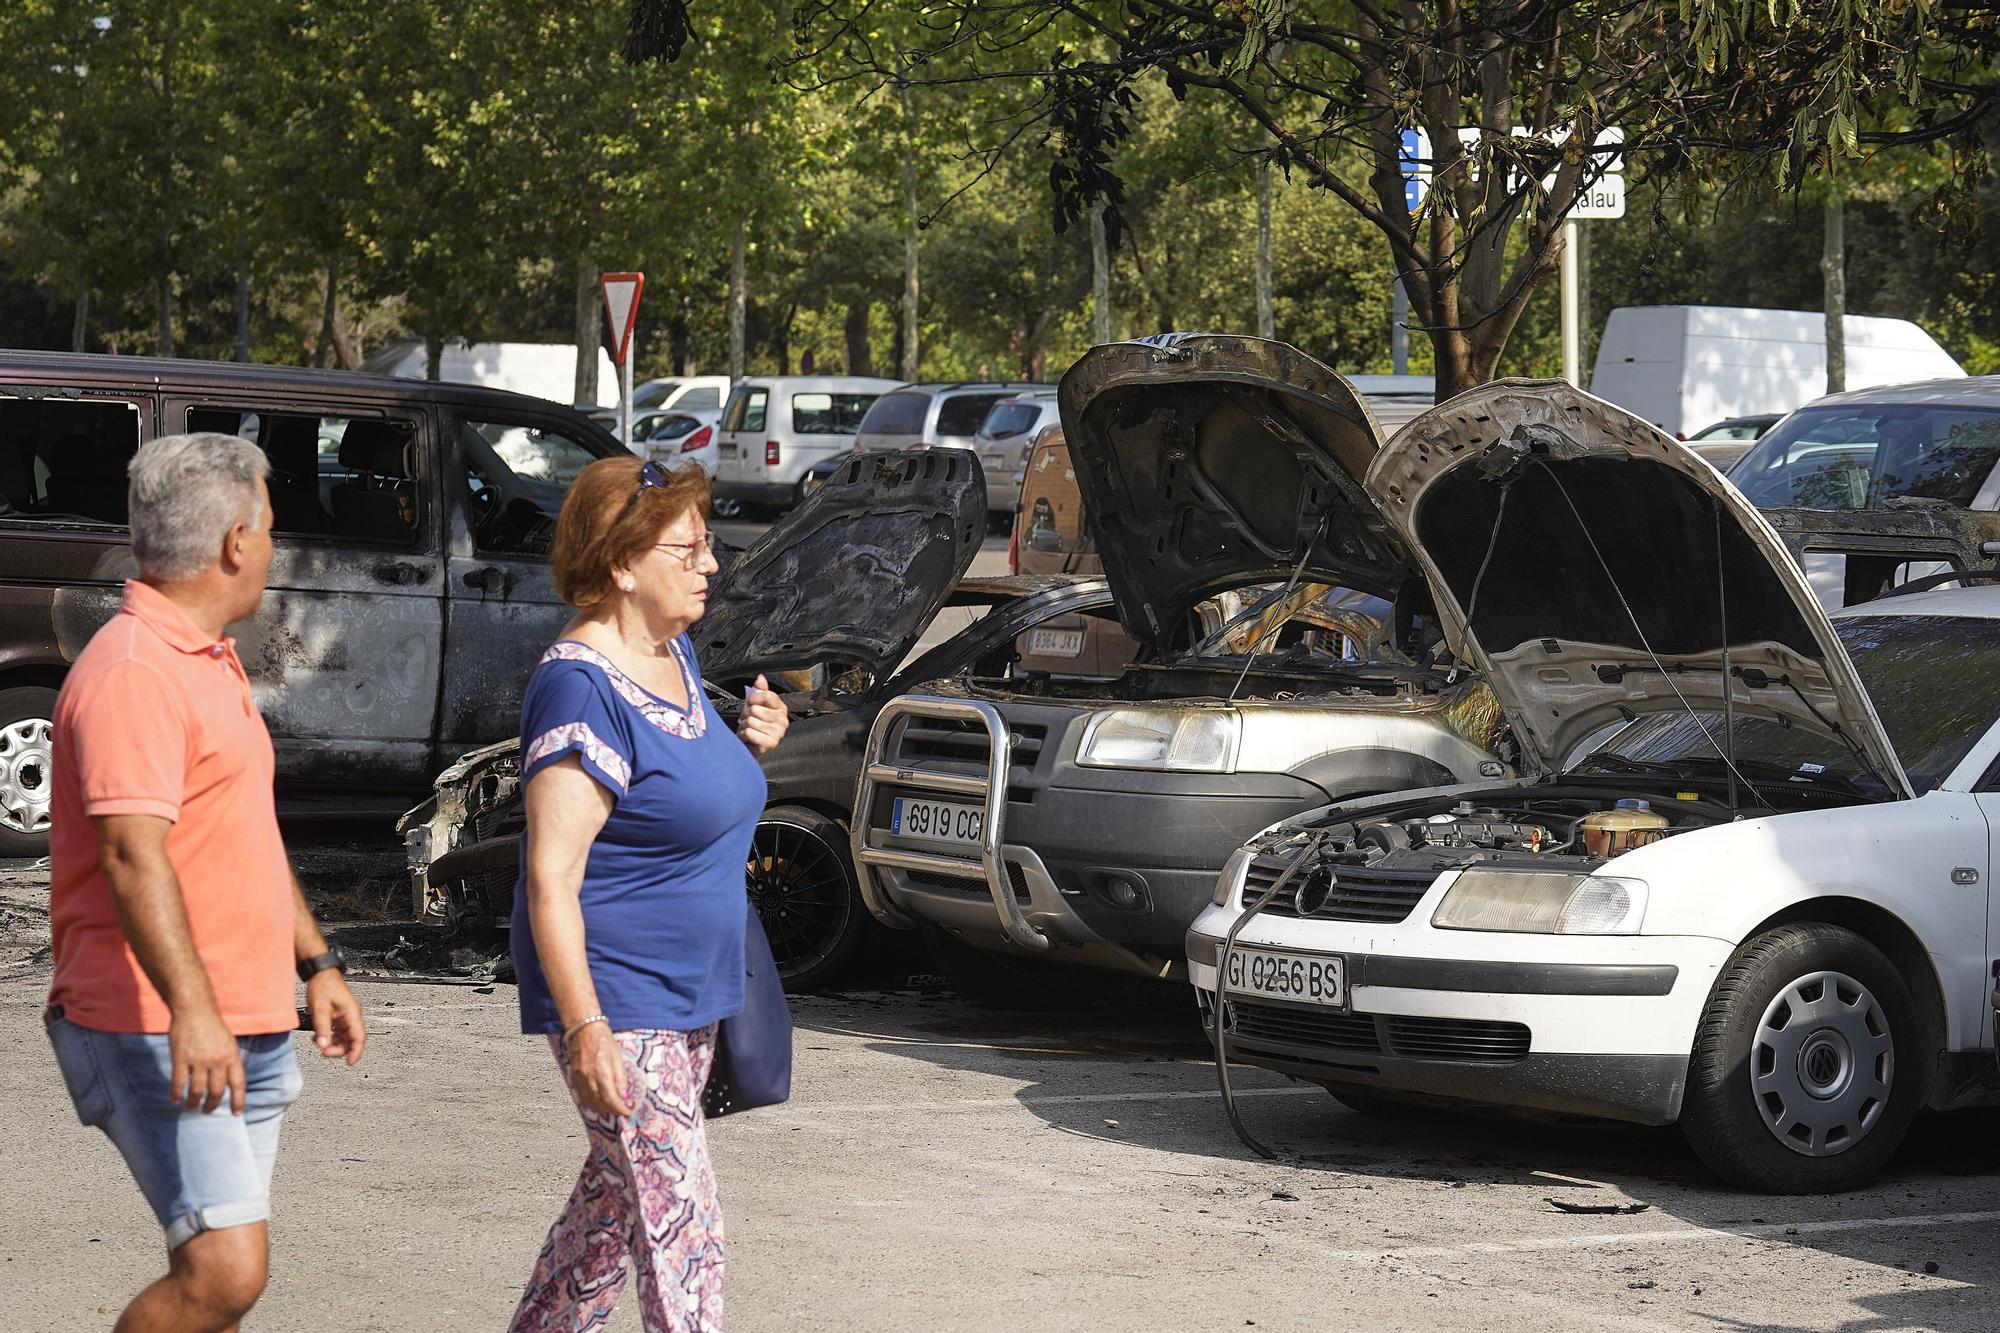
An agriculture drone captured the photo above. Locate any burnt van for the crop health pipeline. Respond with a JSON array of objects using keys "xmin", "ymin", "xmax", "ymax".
[{"xmin": 0, "ymin": 352, "xmax": 628, "ymax": 852}]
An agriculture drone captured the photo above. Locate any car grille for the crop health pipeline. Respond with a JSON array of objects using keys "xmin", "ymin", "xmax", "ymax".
[
  {"xmin": 1226, "ymin": 1000, "xmax": 1530, "ymax": 1064},
  {"xmin": 1241, "ymin": 852, "xmax": 1439, "ymax": 924},
  {"xmin": 889, "ymin": 717, "xmax": 1046, "ymax": 773},
  {"xmin": 894, "ymin": 864, "xmax": 1029, "ymax": 902}
]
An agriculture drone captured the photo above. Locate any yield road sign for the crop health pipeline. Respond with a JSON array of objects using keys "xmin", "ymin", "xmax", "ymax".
[{"xmin": 600, "ymin": 272, "xmax": 645, "ymax": 364}]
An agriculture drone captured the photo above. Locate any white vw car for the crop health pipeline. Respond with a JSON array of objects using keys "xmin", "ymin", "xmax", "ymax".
[{"xmin": 1187, "ymin": 375, "xmax": 2000, "ymax": 1193}]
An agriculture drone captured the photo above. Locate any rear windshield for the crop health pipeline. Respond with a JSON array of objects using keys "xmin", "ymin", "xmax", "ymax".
[
  {"xmin": 675, "ymin": 386, "xmax": 722, "ymax": 410},
  {"xmin": 793, "ymin": 392, "xmax": 875, "ymax": 435},
  {"xmin": 1732, "ymin": 404, "xmax": 2000, "ymax": 510},
  {"xmin": 981, "ymin": 402, "xmax": 1044, "ymax": 439},
  {"xmin": 633, "ymin": 380, "xmax": 680, "ymax": 410},
  {"xmin": 858, "ymin": 391, "xmax": 931, "ymax": 436},
  {"xmin": 936, "ymin": 392, "xmax": 1010, "ymax": 438}
]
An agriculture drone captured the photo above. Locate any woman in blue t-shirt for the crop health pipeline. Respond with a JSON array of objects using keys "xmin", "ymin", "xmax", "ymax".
[{"xmin": 506, "ymin": 457, "xmax": 788, "ymax": 1333}]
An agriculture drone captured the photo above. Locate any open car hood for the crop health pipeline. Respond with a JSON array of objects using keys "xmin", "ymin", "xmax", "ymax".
[
  {"xmin": 1056, "ymin": 334, "xmax": 1414, "ymax": 649},
  {"xmin": 1367, "ymin": 380, "xmax": 1913, "ymax": 797},
  {"xmin": 692, "ymin": 447, "xmax": 987, "ymax": 681}
]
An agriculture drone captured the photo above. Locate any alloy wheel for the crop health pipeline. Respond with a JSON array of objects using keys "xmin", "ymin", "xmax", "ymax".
[
  {"xmin": 746, "ymin": 819, "xmax": 855, "ymax": 980},
  {"xmin": 0, "ymin": 716, "xmax": 53, "ymax": 838},
  {"xmin": 1749, "ymin": 968, "xmax": 1893, "ymax": 1157}
]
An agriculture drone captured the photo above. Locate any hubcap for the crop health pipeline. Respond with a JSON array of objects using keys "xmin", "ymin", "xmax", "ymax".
[
  {"xmin": 744, "ymin": 821, "xmax": 853, "ymax": 980},
  {"xmin": 1750, "ymin": 969, "xmax": 1893, "ymax": 1157},
  {"xmin": 0, "ymin": 716, "xmax": 53, "ymax": 837}
]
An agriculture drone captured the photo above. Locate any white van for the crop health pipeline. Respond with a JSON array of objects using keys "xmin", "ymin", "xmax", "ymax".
[
  {"xmin": 1590, "ymin": 305, "xmax": 1963, "ymax": 437},
  {"xmin": 712, "ymin": 375, "xmax": 902, "ymax": 511}
]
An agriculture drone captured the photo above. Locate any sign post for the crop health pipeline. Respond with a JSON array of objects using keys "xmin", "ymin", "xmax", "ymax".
[
  {"xmin": 600, "ymin": 272, "xmax": 645, "ymax": 451},
  {"xmin": 1558, "ymin": 129, "xmax": 1624, "ymax": 387}
]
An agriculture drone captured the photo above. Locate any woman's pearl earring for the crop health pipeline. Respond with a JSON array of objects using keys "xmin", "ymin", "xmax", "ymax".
[{"xmin": 621, "ymin": 578, "xmax": 636, "ymax": 592}]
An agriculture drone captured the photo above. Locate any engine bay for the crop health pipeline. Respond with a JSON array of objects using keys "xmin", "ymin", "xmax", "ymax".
[{"xmin": 1256, "ymin": 786, "xmax": 1740, "ymax": 880}]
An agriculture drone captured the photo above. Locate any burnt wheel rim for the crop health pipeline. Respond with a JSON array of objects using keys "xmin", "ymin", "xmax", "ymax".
[
  {"xmin": 746, "ymin": 820, "xmax": 853, "ymax": 979},
  {"xmin": 1749, "ymin": 968, "xmax": 1893, "ymax": 1158},
  {"xmin": 0, "ymin": 716, "xmax": 53, "ymax": 837}
]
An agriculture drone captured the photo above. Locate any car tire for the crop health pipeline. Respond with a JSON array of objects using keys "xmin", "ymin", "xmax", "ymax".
[
  {"xmin": 793, "ymin": 475, "xmax": 815, "ymax": 509},
  {"xmin": 748, "ymin": 806, "xmax": 871, "ymax": 993},
  {"xmin": 711, "ymin": 496, "xmax": 743, "ymax": 519},
  {"xmin": 0, "ymin": 686, "xmax": 57, "ymax": 858},
  {"xmin": 1680, "ymin": 922, "xmax": 1921, "ymax": 1193}
]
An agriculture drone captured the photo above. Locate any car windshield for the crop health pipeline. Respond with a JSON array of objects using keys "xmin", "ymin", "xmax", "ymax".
[
  {"xmin": 1566, "ymin": 612, "xmax": 2000, "ymax": 796},
  {"xmin": 1731, "ymin": 404, "xmax": 2000, "ymax": 510},
  {"xmin": 1690, "ymin": 420, "xmax": 1765, "ymax": 442},
  {"xmin": 980, "ymin": 402, "xmax": 1044, "ymax": 439},
  {"xmin": 633, "ymin": 380, "xmax": 679, "ymax": 409},
  {"xmin": 858, "ymin": 392, "xmax": 931, "ymax": 436}
]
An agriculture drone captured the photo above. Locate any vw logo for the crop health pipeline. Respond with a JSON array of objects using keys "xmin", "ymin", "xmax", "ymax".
[
  {"xmin": 1805, "ymin": 1044, "xmax": 1841, "ymax": 1085},
  {"xmin": 1294, "ymin": 865, "xmax": 1337, "ymax": 917}
]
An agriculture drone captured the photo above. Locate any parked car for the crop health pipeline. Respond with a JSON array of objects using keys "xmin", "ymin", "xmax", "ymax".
[
  {"xmin": 1008, "ymin": 423, "xmax": 1139, "ymax": 679},
  {"xmin": 1187, "ymin": 374, "xmax": 2000, "ymax": 1194},
  {"xmin": 851, "ymin": 382, "xmax": 1043, "ymax": 460},
  {"xmin": 1728, "ymin": 376, "xmax": 2000, "ymax": 609},
  {"xmin": 0, "ymin": 351, "xmax": 633, "ymax": 854},
  {"xmin": 1346, "ymin": 374, "xmax": 1437, "ymax": 434},
  {"xmin": 972, "ymin": 390, "xmax": 1060, "ymax": 520},
  {"xmin": 849, "ymin": 335, "xmax": 1510, "ymax": 994},
  {"xmin": 712, "ymin": 375, "xmax": 901, "ymax": 513},
  {"xmin": 631, "ymin": 408, "xmax": 722, "ymax": 476},
  {"xmin": 400, "ymin": 446, "xmax": 1143, "ymax": 991},
  {"xmin": 632, "ymin": 375, "xmax": 731, "ymax": 414},
  {"xmin": 1681, "ymin": 414, "xmax": 1782, "ymax": 473}
]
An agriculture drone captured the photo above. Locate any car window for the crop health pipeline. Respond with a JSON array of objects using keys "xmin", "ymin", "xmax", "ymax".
[
  {"xmin": 857, "ymin": 391, "xmax": 931, "ymax": 436},
  {"xmin": 793, "ymin": 392, "xmax": 875, "ymax": 435},
  {"xmin": 0, "ymin": 395, "xmax": 143, "ymax": 526},
  {"xmin": 722, "ymin": 386, "xmax": 768, "ymax": 433},
  {"xmin": 676, "ymin": 387, "xmax": 721, "ymax": 411},
  {"xmin": 646, "ymin": 414, "xmax": 702, "ymax": 441},
  {"xmin": 981, "ymin": 403, "xmax": 1044, "ymax": 439},
  {"xmin": 1733, "ymin": 405, "xmax": 2000, "ymax": 510},
  {"xmin": 185, "ymin": 407, "xmax": 423, "ymax": 544},
  {"xmin": 936, "ymin": 393, "xmax": 1010, "ymax": 438},
  {"xmin": 633, "ymin": 380, "xmax": 679, "ymax": 410},
  {"xmin": 459, "ymin": 416, "xmax": 608, "ymax": 555},
  {"xmin": 1691, "ymin": 422, "xmax": 1762, "ymax": 441}
]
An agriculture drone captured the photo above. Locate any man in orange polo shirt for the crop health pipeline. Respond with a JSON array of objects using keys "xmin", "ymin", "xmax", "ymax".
[{"xmin": 45, "ymin": 432, "xmax": 366, "ymax": 1333}]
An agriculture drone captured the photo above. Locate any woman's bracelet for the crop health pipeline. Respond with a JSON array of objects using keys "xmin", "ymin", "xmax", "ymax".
[{"xmin": 562, "ymin": 1013, "xmax": 609, "ymax": 1043}]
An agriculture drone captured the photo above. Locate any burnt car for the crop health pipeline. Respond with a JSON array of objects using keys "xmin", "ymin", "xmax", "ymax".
[
  {"xmin": 850, "ymin": 335, "xmax": 1510, "ymax": 992},
  {"xmin": 400, "ymin": 445, "xmax": 1135, "ymax": 990},
  {"xmin": 0, "ymin": 352, "xmax": 630, "ymax": 854}
]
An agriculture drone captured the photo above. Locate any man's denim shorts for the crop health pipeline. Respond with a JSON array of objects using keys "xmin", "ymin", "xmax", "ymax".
[{"xmin": 46, "ymin": 1007, "xmax": 302, "ymax": 1250}]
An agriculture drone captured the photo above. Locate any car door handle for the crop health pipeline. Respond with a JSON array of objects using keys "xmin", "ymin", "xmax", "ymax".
[
  {"xmin": 372, "ymin": 561, "xmax": 425, "ymax": 586},
  {"xmin": 462, "ymin": 566, "xmax": 506, "ymax": 594}
]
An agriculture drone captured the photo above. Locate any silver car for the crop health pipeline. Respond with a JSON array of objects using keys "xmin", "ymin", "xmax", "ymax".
[
  {"xmin": 974, "ymin": 390, "xmax": 1061, "ymax": 517},
  {"xmin": 852, "ymin": 382, "xmax": 1044, "ymax": 458}
]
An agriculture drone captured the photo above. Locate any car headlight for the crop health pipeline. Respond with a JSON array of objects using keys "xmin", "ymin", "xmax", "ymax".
[
  {"xmin": 1431, "ymin": 870, "xmax": 1648, "ymax": 934},
  {"xmin": 1076, "ymin": 707, "xmax": 1240, "ymax": 772}
]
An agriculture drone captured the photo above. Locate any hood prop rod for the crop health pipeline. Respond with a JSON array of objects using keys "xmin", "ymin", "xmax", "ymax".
[
  {"xmin": 1226, "ymin": 508, "xmax": 1333, "ymax": 703},
  {"xmin": 1714, "ymin": 500, "xmax": 1740, "ymax": 815}
]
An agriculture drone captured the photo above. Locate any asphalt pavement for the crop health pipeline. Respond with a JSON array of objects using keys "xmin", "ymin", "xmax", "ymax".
[{"xmin": 3, "ymin": 841, "xmax": 1999, "ymax": 1331}]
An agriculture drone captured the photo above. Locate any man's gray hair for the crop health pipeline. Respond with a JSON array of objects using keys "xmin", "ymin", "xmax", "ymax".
[{"xmin": 127, "ymin": 433, "xmax": 271, "ymax": 582}]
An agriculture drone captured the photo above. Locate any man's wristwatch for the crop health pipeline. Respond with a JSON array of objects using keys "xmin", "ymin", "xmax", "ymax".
[{"xmin": 297, "ymin": 945, "xmax": 349, "ymax": 983}]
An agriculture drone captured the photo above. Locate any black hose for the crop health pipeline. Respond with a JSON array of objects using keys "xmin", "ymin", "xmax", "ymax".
[{"xmin": 1212, "ymin": 831, "xmax": 1329, "ymax": 1160}]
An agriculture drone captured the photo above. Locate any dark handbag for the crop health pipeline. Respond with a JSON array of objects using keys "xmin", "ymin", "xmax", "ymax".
[{"xmin": 702, "ymin": 902, "xmax": 793, "ymax": 1117}]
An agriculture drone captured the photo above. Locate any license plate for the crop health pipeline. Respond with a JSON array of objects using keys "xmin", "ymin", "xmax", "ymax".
[
  {"xmin": 890, "ymin": 796, "xmax": 984, "ymax": 847},
  {"xmin": 1026, "ymin": 628, "xmax": 1084, "ymax": 657},
  {"xmin": 1221, "ymin": 945, "xmax": 1347, "ymax": 1009}
]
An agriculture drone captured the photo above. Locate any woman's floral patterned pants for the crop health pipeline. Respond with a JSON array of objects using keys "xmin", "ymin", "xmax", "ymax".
[{"xmin": 509, "ymin": 1026, "xmax": 724, "ymax": 1332}]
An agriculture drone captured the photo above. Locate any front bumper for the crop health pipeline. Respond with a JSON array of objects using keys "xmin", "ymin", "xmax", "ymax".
[
  {"xmin": 853, "ymin": 696, "xmax": 1327, "ymax": 976},
  {"xmin": 1186, "ymin": 907, "xmax": 1733, "ymax": 1125}
]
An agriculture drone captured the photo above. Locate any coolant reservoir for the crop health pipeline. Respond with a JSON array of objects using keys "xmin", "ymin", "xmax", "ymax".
[{"xmin": 1579, "ymin": 798, "xmax": 1670, "ymax": 857}]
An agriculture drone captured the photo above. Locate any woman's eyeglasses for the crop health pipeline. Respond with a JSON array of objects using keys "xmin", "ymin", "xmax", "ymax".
[{"xmin": 653, "ymin": 535, "xmax": 715, "ymax": 569}]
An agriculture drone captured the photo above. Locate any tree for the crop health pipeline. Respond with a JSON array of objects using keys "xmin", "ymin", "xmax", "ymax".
[{"xmin": 795, "ymin": 1, "xmax": 2000, "ymax": 394}]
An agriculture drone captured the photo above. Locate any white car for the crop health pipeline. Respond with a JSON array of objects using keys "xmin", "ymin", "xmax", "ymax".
[
  {"xmin": 631, "ymin": 408, "xmax": 721, "ymax": 476},
  {"xmin": 1187, "ymin": 375, "xmax": 2000, "ymax": 1194},
  {"xmin": 713, "ymin": 375, "xmax": 902, "ymax": 512}
]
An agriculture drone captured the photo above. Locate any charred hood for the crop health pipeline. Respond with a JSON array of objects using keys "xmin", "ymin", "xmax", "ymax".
[
  {"xmin": 1368, "ymin": 380, "xmax": 1912, "ymax": 797},
  {"xmin": 1057, "ymin": 334, "xmax": 1415, "ymax": 649},
  {"xmin": 693, "ymin": 447, "xmax": 986, "ymax": 680}
]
